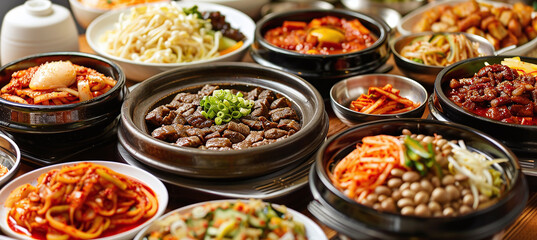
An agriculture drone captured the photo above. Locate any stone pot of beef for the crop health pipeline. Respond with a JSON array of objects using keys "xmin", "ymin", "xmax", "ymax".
[
  {"xmin": 434, "ymin": 56, "xmax": 537, "ymax": 156},
  {"xmin": 119, "ymin": 62, "xmax": 329, "ymax": 179}
]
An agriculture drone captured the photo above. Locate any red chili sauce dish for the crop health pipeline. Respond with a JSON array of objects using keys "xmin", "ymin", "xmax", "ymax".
[
  {"xmin": 264, "ymin": 16, "xmax": 377, "ymax": 55},
  {"xmin": 447, "ymin": 57, "xmax": 537, "ymax": 125}
]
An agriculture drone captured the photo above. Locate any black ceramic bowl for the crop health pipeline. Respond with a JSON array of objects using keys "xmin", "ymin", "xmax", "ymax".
[
  {"xmin": 309, "ymin": 119, "xmax": 527, "ymax": 239},
  {"xmin": 250, "ymin": 9, "xmax": 391, "ymax": 96},
  {"xmin": 434, "ymin": 56, "xmax": 537, "ymax": 155},
  {"xmin": 0, "ymin": 52, "xmax": 127, "ymax": 164},
  {"xmin": 119, "ymin": 62, "xmax": 329, "ymax": 179}
]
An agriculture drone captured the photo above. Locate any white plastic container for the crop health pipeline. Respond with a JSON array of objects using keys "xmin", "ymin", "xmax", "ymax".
[{"xmin": 0, "ymin": 0, "xmax": 79, "ymax": 64}]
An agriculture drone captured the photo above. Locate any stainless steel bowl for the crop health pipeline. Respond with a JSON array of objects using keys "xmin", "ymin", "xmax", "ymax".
[
  {"xmin": 330, "ymin": 74, "xmax": 427, "ymax": 126},
  {"xmin": 391, "ymin": 32, "xmax": 496, "ymax": 87},
  {"xmin": 0, "ymin": 134, "xmax": 20, "ymax": 186},
  {"xmin": 119, "ymin": 62, "xmax": 329, "ymax": 179},
  {"xmin": 309, "ymin": 119, "xmax": 528, "ymax": 239},
  {"xmin": 0, "ymin": 52, "xmax": 127, "ymax": 164}
]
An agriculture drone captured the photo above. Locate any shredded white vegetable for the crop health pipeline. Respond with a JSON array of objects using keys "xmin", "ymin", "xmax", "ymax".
[
  {"xmin": 447, "ymin": 140, "xmax": 507, "ymax": 209},
  {"xmin": 100, "ymin": 3, "xmax": 221, "ymax": 64}
]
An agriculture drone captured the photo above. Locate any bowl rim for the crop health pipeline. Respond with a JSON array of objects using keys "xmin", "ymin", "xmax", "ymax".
[
  {"xmin": 121, "ymin": 61, "xmax": 327, "ymax": 156},
  {"xmin": 86, "ymin": 1, "xmax": 255, "ymax": 67},
  {"xmin": 254, "ymin": 8, "xmax": 390, "ymax": 58},
  {"xmin": 0, "ymin": 51, "xmax": 126, "ymax": 110},
  {"xmin": 314, "ymin": 118, "xmax": 524, "ymax": 220},
  {"xmin": 434, "ymin": 55, "xmax": 537, "ymax": 130},
  {"xmin": 330, "ymin": 73, "xmax": 428, "ymax": 117},
  {"xmin": 390, "ymin": 31, "xmax": 496, "ymax": 70}
]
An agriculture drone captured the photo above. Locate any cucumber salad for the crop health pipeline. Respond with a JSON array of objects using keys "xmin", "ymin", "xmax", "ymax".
[{"xmin": 143, "ymin": 199, "xmax": 307, "ymax": 240}]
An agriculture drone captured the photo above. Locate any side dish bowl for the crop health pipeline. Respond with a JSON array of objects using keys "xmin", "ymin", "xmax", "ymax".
[
  {"xmin": 0, "ymin": 161, "xmax": 168, "ymax": 240},
  {"xmin": 119, "ymin": 62, "xmax": 329, "ymax": 179},
  {"xmin": 250, "ymin": 9, "xmax": 391, "ymax": 96},
  {"xmin": 331, "ymin": 74, "xmax": 427, "ymax": 126},
  {"xmin": 134, "ymin": 199, "xmax": 327, "ymax": 240},
  {"xmin": 434, "ymin": 55, "xmax": 537, "ymax": 155},
  {"xmin": 309, "ymin": 119, "xmax": 527, "ymax": 239},
  {"xmin": 391, "ymin": 32, "xmax": 496, "ymax": 86},
  {"xmin": 0, "ymin": 52, "xmax": 127, "ymax": 163},
  {"xmin": 86, "ymin": 1, "xmax": 255, "ymax": 82}
]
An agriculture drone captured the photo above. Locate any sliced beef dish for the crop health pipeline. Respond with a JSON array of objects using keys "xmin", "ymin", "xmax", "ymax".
[
  {"xmin": 145, "ymin": 84, "xmax": 301, "ymax": 150},
  {"xmin": 447, "ymin": 64, "xmax": 537, "ymax": 125}
]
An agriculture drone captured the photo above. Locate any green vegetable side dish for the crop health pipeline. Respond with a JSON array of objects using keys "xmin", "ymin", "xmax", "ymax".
[
  {"xmin": 200, "ymin": 89, "xmax": 254, "ymax": 125},
  {"xmin": 143, "ymin": 199, "xmax": 308, "ymax": 240}
]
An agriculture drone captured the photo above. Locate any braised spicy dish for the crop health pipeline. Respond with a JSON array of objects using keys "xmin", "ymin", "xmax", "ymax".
[
  {"xmin": 330, "ymin": 130, "xmax": 506, "ymax": 217},
  {"xmin": 143, "ymin": 199, "xmax": 307, "ymax": 240},
  {"xmin": 4, "ymin": 162, "xmax": 158, "ymax": 239},
  {"xmin": 447, "ymin": 57, "xmax": 537, "ymax": 125},
  {"xmin": 1, "ymin": 61, "xmax": 117, "ymax": 105},
  {"xmin": 145, "ymin": 84, "xmax": 301, "ymax": 150},
  {"xmin": 264, "ymin": 16, "xmax": 377, "ymax": 55}
]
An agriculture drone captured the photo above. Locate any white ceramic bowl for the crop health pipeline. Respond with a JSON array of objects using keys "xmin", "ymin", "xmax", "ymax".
[
  {"xmin": 86, "ymin": 1, "xmax": 255, "ymax": 82},
  {"xmin": 0, "ymin": 161, "xmax": 168, "ymax": 240},
  {"xmin": 69, "ymin": 0, "xmax": 170, "ymax": 29},
  {"xmin": 397, "ymin": 0, "xmax": 537, "ymax": 56},
  {"xmin": 134, "ymin": 199, "xmax": 328, "ymax": 240},
  {"xmin": 184, "ymin": 0, "xmax": 270, "ymax": 19}
]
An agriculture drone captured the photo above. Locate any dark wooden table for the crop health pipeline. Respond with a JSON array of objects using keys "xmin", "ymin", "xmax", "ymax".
[{"xmin": 8, "ymin": 35, "xmax": 537, "ymax": 240}]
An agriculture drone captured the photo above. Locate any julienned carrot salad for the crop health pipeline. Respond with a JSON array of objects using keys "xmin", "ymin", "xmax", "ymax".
[{"xmin": 331, "ymin": 135, "xmax": 404, "ymax": 201}]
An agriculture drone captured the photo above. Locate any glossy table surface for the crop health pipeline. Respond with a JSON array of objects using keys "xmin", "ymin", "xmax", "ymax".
[{"xmin": 5, "ymin": 35, "xmax": 537, "ymax": 240}]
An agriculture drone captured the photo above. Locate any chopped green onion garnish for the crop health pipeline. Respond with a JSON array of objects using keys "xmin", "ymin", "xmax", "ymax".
[{"xmin": 200, "ymin": 89, "xmax": 255, "ymax": 125}]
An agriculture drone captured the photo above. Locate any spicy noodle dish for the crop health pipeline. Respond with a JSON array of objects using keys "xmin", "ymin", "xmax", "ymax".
[
  {"xmin": 0, "ymin": 61, "xmax": 117, "ymax": 105},
  {"xmin": 447, "ymin": 57, "xmax": 537, "ymax": 125},
  {"xmin": 142, "ymin": 199, "xmax": 308, "ymax": 240},
  {"xmin": 145, "ymin": 84, "xmax": 301, "ymax": 150},
  {"xmin": 100, "ymin": 4, "xmax": 246, "ymax": 64},
  {"xmin": 330, "ymin": 129, "xmax": 507, "ymax": 217},
  {"xmin": 4, "ymin": 162, "xmax": 158, "ymax": 240},
  {"xmin": 264, "ymin": 16, "xmax": 377, "ymax": 55}
]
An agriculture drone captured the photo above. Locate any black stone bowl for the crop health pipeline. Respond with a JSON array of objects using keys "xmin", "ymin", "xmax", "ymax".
[
  {"xmin": 434, "ymin": 56, "xmax": 537, "ymax": 155},
  {"xmin": 119, "ymin": 62, "xmax": 329, "ymax": 179},
  {"xmin": 250, "ymin": 9, "xmax": 391, "ymax": 96},
  {"xmin": 0, "ymin": 52, "xmax": 127, "ymax": 164},
  {"xmin": 309, "ymin": 119, "xmax": 527, "ymax": 239}
]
